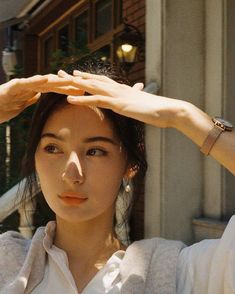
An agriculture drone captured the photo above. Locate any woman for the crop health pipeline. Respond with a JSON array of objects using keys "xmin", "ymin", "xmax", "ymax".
[
  {"xmin": 0, "ymin": 64, "xmax": 183, "ymax": 294},
  {"xmin": 0, "ymin": 62, "xmax": 234, "ymax": 294}
]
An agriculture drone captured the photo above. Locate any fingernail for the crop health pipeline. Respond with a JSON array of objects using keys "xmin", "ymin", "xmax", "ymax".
[
  {"xmin": 73, "ymin": 70, "xmax": 81, "ymax": 75},
  {"xmin": 58, "ymin": 69, "xmax": 66, "ymax": 76},
  {"xmin": 67, "ymin": 96, "xmax": 76, "ymax": 101}
]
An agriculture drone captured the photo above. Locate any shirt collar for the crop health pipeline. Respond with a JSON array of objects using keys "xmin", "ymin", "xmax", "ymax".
[{"xmin": 43, "ymin": 220, "xmax": 57, "ymax": 251}]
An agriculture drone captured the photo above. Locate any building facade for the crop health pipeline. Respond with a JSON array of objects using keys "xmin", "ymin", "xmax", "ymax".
[{"xmin": 145, "ymin": 0, "xmax": 235, "ymax": 244}]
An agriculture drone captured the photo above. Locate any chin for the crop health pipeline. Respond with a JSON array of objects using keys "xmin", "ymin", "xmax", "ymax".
[{"xmin": 55, "ymin": 208, "xmax": 109, "ymax": 224}]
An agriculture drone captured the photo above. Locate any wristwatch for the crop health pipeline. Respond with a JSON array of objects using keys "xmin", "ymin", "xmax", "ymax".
[{"xmin": 200, "ymin": 117, "xmax": 233, "ymax": 155}]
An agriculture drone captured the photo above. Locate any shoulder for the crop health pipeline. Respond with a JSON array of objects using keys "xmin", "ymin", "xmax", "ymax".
[
  {"xmin": 0, "ymin": 226, "xmax": 46, "ymax": 266},
  {"xmin": 0, "ymin": 226, "xmax": 46, "ymax": 286},
  {"xmin": 177, "ymin": 216, "xmax": 235, "ymax": 294},
  {"xmin": 0, "ymin": 230, "xmax": 29, "ymax": 257},
  {"xmin": 177, "ymin": 238, "xmax": 219, "ymax": 294},
  {"xmin": 178, "ymin": 238, "xmax": 219, "ymax": 275},
  {"xmin": 179, "ymin": 238, "xmax": 218, "ymax": 263},
  {"xmin": 126, "ymin": 237, "xmax": 185, "ymax": 292},
  {"xmin": 179, "ymin": 214, "xmax": 235, "ymax": 272},
  {"xmin": 128, "ymin": 237, "xmax": 185, "ymax": 271},
  {"xmin": 131, "ymin": 237, "xmax": 185, "ymax": 253},
  {"xmin": 0, "ymin": 230, "xmax": 30, "ymax": 285}
]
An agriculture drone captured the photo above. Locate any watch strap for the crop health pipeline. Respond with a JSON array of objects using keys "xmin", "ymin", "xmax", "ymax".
[{"xmin": 200, "ymin": 125, "xmax": 223, "ymax": 155}]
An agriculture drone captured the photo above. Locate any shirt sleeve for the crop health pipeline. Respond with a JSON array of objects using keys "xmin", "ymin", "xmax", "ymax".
[
  {"xmin": 176, "ymin": 239, "xmax": 219, "ymax": 294},
  {"xmin": 0, "ymin": 231, "xmax": 28, "ymax": 287}
]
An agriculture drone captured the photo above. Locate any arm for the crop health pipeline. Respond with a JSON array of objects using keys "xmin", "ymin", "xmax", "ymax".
[
  {"xmin": 172, "ymin": 101, "xmax": 235, "ymax": 175},
  {"xmin": 59, "ymin": 70, "xmax": 235, "ymax": 175},
  {"xmin": 0, "ymin": 74, "xmax": 84, "ymax": 123}
]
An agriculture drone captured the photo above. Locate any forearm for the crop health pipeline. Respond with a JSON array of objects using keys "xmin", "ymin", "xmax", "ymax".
[{"xmin": 173, "ymin": 101, "xmax": 235, "ymax": 175}]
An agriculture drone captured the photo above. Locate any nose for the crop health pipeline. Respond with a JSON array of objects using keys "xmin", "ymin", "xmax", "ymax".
[{"xmin": 62, "ymin": 152, "xmax": 85, "ymax": 184}]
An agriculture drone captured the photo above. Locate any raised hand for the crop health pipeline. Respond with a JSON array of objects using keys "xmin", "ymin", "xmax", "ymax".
[
  {"xmin": 0, "ymin": 74, "xmax": 84, "ymax": 123},
  {"xmin": 58, "ymin": 70, "xmax": 187, "ymax": 129}
]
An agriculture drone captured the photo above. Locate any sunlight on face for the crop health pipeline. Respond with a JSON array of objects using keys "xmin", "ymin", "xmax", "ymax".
[{"xmin": 35, "ymin": 105, "xmax": 128, "ymax": 223}]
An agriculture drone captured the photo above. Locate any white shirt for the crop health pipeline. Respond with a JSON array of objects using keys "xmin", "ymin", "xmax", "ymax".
[
  {"xmin": 32, "ymin": 221, "xmax": 125, "ymax": 294},
  {"xmin": 176, "ymin": 215, "xmax": 235, "ymax": 294},
  {"xmin": 32, "ymin": 215, "xmax": 235, "ymax": 294}
]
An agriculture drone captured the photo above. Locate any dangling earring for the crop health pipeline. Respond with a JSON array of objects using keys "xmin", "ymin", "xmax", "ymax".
[
  {"xmin": 115, "ymin": 178, "xmax": 133, "ymax": 246},
  {"xmin": 123, "ymin": 177, "xmax": 131, "ymax": 193},
  {"xmin": 125, "ymin": 181, "xmax": 131, "ymax": 193}
]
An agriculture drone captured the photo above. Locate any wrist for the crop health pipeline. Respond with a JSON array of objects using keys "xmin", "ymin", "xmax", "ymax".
[
  {"xmin": 171, "ymin": 101, "xmax": 214, "ymax": 147},
  {"xmin": 170, "ymin": 100, "xmax": 195, "ymax": 130}
]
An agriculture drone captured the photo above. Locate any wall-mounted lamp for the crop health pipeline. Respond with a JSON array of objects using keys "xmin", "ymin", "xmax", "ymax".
[{"xmin": 115, "ymin": 22, "xmax": 144, "ymax": 74}]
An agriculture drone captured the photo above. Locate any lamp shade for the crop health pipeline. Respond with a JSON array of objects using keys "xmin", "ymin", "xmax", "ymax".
[
  {"xmin": 115, "ymin": 23, "xmax": 144, "ymax": 73},
  {"xmin": 116, "ymin": 44, "xmax": 137, "ymax": 63},
  {"xmin": 2, "ymin": 50, "xmax": 17, "ymax": 76}
]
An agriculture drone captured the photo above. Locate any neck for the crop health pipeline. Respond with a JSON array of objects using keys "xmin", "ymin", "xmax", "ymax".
[{"xmin": 54, "ymin": 209, "xmax": 125, "ymax": 269}]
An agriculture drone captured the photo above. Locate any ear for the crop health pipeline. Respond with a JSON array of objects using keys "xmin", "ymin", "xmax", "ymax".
[{"xmin": 124, "ymin": 164, "xmax": 139, "ymax": 180}]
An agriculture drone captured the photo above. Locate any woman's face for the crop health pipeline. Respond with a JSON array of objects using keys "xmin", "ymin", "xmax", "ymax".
[{"xmin": 35, "ymin": 104, "xmax": 128, "ymax": 223}]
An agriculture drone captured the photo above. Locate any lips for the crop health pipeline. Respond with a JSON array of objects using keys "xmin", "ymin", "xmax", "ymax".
[
  {"xmin": 59, "ymin": 192, "xmax": 88, "ymax": 199},
  {"xmin": 58, "ymin": 192, "xmax": 88, "ymax": 205}
]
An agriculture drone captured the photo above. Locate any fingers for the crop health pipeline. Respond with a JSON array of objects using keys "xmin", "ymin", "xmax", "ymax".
[
  {"xmin": 11, "ymin": 75, "xmax": 48, "ymax": 91},
  {"xmin": 23, "ymin": 93, "xmax": 41, "ymax": 108},
  {"xmin": 58, "ymin": 69, "xmax": 117, "ymax": 95},
  {"xmin": 29, "ymin": 74, "xmax": 84, "ymax": 94},
  {"xmin": 42, "ymin": 74, "xmax": 74, "ymax": 88},
  {"xmin": 67, "ymin": 94, "xmax": 116, "ymax": 109},
  {"xmin": 38, "ymin": 85, "xmax": 85, "ymax": 96},
  {"xmin": 58, "ymin": 70, "xmax": 74, "ymax": 79},
  {"xmin": 58, "ymin": 70, "xmax": 106, "ymax": 94},
  {"xmin": 69, "ymin": 77, "xmax": 113, "ymax": 96},
  {"xmin": 72, "ymin": 70, "xmax": 116, "ymax": 84},
  {"xmin": 58, "ymin": 70, "xmax": 141, "ymax": 98},
  {"xmin": 133, "ymin": 83, "xmax": 144, "ymax": 91},
  {"xmin": 11, "ymin": 74, "xmax": 76, "ymax": 94}
]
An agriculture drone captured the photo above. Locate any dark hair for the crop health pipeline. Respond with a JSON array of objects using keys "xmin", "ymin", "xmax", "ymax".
[{"xmin": 19, "ymin": 59, "xmax": 147, "ymax": 242}]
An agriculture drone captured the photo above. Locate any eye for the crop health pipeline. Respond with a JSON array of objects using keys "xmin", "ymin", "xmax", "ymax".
[
  {"xmin": 43, "ymin": 144, "xmax": 62, "ymax": 154},
  {"xmin": 87, "ymin": 148, "xmax": 107, "ymax": 156}
]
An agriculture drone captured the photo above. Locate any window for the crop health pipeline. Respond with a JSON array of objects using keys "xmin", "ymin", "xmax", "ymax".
[
  {"xmin": 95, "ymin": 0, "xmax": 112, "ymax": 38},
  {"xmin": 44, "ymin": 36, "xmax": 53, "ymax": 69},
  {"xmin": 40, "ymin": 0, "xmax": 123, "ymax": 72},
  {"xmin": 93, "ymin": 44, "xmax": 111, "ymax": 62},
  {"xmin": 114, "ymin": 0, "xmax": 123, "ymax": 27},
  {"xmin": 58, "ymin": 25, "xmax": 69, "ymax": 55},
  {"xmin": 75, "ymin": 11, "xmax": 88, "ymax": 47}
]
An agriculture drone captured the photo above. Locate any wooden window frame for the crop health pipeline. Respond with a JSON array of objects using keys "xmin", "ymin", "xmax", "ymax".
[
  {"xmin": 56, "ymin": 21, "xmax": 70, "ymax": 52},
  {"xmin": 72, "ymin": 5, "xmax": 90, "ymax": 47},
  {"xmin": 92, "ymin": 0, "xmax": 114, "ymax": 41},
  {"xmin": 39, "ymin": 0, "xmax": 123, "ymax": 72},
  {"xmin": 40, "ymin": 32, "xmax": 56, "ymax": 73}
]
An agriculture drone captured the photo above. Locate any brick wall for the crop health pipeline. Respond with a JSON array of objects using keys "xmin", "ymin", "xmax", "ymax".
[{"xmin": 123, "ymin": 0, "xmax": 146, "ymax": 241}]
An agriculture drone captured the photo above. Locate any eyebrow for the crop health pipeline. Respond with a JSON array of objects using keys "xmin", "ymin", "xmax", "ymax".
[{"xmin": 40, "ymin": 133, "xmax": 117, "ymax": 145}]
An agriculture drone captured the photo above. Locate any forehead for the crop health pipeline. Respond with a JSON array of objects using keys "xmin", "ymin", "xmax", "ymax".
[{"xmin": 42, "ymin": 105, "xmax": 116, "ymax": 139}]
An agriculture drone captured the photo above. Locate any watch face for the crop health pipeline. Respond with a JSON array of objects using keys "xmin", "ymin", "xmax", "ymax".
[{"xmin": 213, "ymin": 117, "xmax": 234, "ymax": 130}]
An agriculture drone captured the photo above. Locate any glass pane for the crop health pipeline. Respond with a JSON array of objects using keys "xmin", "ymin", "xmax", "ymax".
[
  {"xmin": 58, "ymin": 25, "xmax": 69, "ymax": 54},
  {"xmin": 95, "ymin": 0, "xmax": 112, "ymax": 38},
  {"xmin": 44, "ymin": 36, "xmax": 53, "ymax": 68},
  {"xmin": 114, "ymin": 0, "xmax": 122, "ymax": 26},
  {"xmin": 93, "ymin": 45, "xmax": 111, "ymax": 62},
  {"xmin": 75, "ymin": 11, "xmax": 88, "ymax": 47}
]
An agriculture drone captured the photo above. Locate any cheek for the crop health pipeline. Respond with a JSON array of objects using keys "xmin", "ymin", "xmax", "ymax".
[
  {"xmin": 88, "ymin": 157, "xmax": 126, "ymax": 198},
  {"xmin": 35, "ymin": 152, "xmax": 62, "ymax": 192}
]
